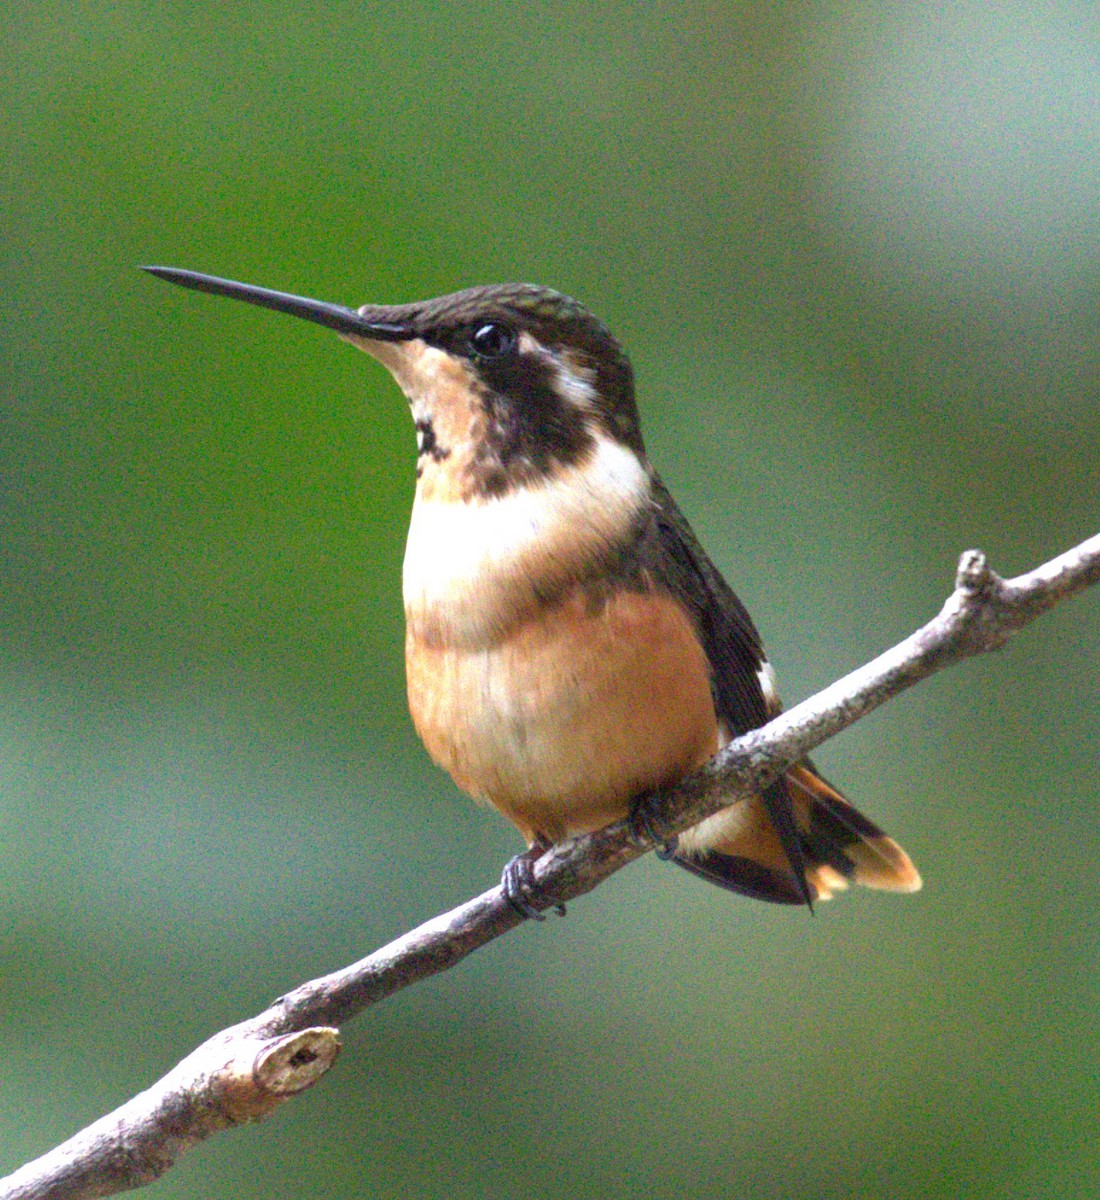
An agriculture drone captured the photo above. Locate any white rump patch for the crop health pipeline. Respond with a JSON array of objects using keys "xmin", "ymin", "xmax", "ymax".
[{"xmin": 757, "ymin": 661, "xmax": 781, "ymax": 715}]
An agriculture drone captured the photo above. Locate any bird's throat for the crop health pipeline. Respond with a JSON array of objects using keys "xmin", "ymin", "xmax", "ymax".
[{"xmin": 402, "ymin": 436, "xmax": 652, "ymax": 649}]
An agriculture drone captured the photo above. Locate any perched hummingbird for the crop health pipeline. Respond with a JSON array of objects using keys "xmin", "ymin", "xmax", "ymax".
[{"xmin": 143, "ymin": 266, "xmax": 920, "ymax": 917}]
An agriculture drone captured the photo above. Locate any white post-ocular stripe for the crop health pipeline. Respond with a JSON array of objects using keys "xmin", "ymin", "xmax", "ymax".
[{"xmin": 518, "ymin": 331, "xmax": 599, "ymax": 410}]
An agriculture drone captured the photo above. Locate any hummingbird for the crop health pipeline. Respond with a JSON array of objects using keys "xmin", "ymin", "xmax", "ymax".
[{"xmin": 143, "ymin": 266, "xmax": 921, "ymax": 918}]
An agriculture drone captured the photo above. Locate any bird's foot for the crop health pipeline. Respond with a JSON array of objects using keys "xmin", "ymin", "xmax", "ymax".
[
  {"xmin": 501, "ymin": 841, "xmax": 566, "ymax": 921},
  {"xmin": 630, "ymin": 795, "xmax": 679, "ymax": 860}
]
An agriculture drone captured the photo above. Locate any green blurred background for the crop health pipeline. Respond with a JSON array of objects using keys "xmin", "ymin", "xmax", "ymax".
[{"xmin": 3, "ymin": 2, "xmax": 1099, "ymax": 1196}]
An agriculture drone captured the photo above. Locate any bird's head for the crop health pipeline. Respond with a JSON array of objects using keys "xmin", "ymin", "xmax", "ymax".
[{"xmin": 142, "ymin": 269, "xmax": 645, "ymax": 503}]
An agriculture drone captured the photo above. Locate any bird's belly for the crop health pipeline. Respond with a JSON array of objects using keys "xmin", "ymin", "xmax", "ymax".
[{"xmin": 405, "ymin": 586, "xmax": 719, "ymax": 844}]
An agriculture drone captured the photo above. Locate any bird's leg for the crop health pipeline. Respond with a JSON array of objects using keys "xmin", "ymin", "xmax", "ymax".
[
  {"xmin": 501, "ymin": 837, "xmax": 566, "ymax": 920},
  {"xmin": 630, "ymin": 792, "xmax": 679, "ymax": 860}
]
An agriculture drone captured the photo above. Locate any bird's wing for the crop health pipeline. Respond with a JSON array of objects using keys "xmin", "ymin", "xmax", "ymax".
[{"xmin": 639, "ymin": 475, "xmax": 813, "ymax": 905}]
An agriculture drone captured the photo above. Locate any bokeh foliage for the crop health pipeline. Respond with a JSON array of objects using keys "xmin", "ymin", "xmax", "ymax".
[{"xmin": 3, "ymin": 2, "xmax": 1099, "ymax": 1196}]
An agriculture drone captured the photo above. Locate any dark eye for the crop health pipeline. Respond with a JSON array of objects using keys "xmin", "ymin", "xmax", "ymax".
[{"xmin": 469, "ymin": 322, "xmax": 516, "ymax": 359}]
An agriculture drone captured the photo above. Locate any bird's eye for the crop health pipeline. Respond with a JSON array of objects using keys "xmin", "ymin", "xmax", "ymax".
[{"xmin": 469, "ymin": 323, "xmax": 516, "ymax": 359}]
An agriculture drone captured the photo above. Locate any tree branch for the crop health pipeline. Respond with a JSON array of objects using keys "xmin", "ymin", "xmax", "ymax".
[{"xmin": 4, "ymin": 534, "xmax": 1098, "ymax": 1200}]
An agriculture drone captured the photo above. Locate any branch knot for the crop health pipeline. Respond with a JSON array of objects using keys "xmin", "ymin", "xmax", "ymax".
[{"xmin": 956, "ymin": 548, "xmax": 992, "ymax": 594}]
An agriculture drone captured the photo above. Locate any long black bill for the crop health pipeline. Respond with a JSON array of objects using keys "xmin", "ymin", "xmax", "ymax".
[{"xmin": 140, "ymin": 266, "xmax": 416, "ymax": 342}]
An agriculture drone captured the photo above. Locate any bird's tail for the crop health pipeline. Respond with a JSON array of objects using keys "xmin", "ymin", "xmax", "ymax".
[{"xmin": 672, "ymin": 763, "xmax": 921, "ymax": 905}]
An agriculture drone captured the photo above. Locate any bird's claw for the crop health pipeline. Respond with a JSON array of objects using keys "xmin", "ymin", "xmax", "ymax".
[
  {"xmin": 501, "ymin": 846, "xmax": 566, "ymax": 920},
  {"xmin": 630, "ymin": 796, "xmax": 679, "ymax": 860}
]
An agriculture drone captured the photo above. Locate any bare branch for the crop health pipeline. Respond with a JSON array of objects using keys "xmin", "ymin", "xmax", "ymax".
[
  {"xmin": 0, "ymin": 1028, "xmax": 340, "ymax": 1200},
  {"xmin": 4, "ymin": 533, "xmax": 1098, "ymax": 1200}
]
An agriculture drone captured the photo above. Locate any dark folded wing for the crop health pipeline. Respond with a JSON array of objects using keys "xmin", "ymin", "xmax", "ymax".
[{"xmin": 639, "ymin": 475, "xmax": 812, "ymax": 904}]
